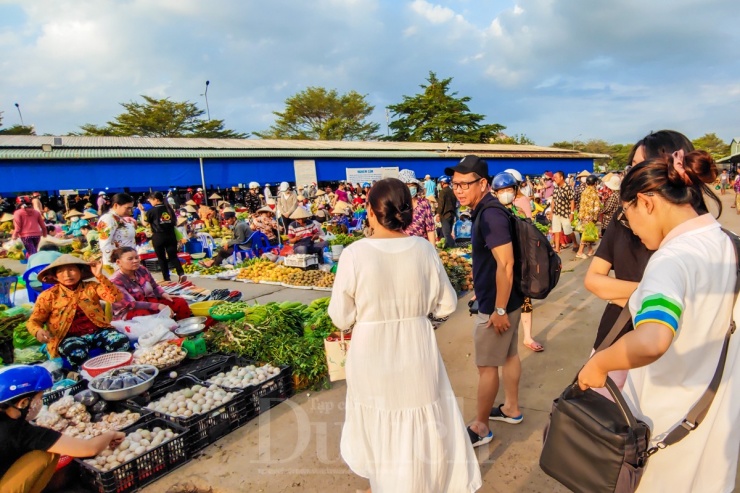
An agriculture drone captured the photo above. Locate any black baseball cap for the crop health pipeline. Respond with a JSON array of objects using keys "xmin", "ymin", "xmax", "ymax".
[{"xmin": 445, "ymin": 155, "xmax": 489, "ymax": 180}]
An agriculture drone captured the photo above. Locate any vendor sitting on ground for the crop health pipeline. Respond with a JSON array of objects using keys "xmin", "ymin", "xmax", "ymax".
[
  {"xmin": 63, "ymin": 210, "xmax": 88, "ymax": 238},
  {"xmin": 80, "ymin": 223, "xmax": 99, "ymax": 251},
  {"xmin": 287, "ymin": 208, "xmax": 327, "ymax": 263},
  {"xmin": 26, "ymin": 255, "xmax": 129, "ymax": 367},
  {"xmin": 0, "ymin": 365, "xmax": 124, "ymax": 493},
  {"xmin": 110, "ymin": 247, "xmax": 192, "ymax": 321},
  {"xmin": 202, "ymin": 210, "xmax": 253, "ymax": 267},
  {"xmin": 250, "ymin": 206, "xmax": 279, "ymax": 244}
]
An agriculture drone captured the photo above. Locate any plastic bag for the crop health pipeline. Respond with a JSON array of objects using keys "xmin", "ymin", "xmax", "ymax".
[
  {"xmin": 110, "ymin": 306, "xmax": 176, "ymax": 342},
  {"xmin": 137, "ymin": 325, "xmax": 177, "ymax": 348},
  {"xmin": 14, "ymin": 346, "xmax": 46, "ymax": 363},
  {"xmin": 2, "ymin": 239, "xmax": 23, "ymax": 252},
  {"xmin": 13, "ymin": 322, "xmax": 38, "ymax": 349},
  {"xmin": 582, "ymin": 222, "xmax": 599, "ymax": 243}
]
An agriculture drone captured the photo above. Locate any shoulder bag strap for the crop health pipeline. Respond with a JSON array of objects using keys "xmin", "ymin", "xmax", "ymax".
[
  {"xmin": 651, "ymin": 228, "xmax": 740, "ymax": 452},
  {"xmin": 594, "ymin": 304, "xmax": 633, "ymax": 353}
]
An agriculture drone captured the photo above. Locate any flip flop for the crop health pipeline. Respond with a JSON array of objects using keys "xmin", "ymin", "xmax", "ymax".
[{"xmin": 524, "ymin": 341, "xmax": 544, "ymax": 352}]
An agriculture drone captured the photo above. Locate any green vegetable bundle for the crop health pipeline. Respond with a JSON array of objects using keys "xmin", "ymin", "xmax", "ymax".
[{"xmin": 329, "ymin": 234, "xmax": 360, "ymax": 248}]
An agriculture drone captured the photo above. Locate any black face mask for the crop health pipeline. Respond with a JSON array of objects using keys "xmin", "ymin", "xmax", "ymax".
[{"xmin": 11, "ymin": 403, "xmax": 31, "ymax": 421}]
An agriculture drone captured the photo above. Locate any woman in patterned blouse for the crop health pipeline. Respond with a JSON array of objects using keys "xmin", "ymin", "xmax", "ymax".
[
  {"xmin": 398, "ymin": 169, "xmax": 437, "ymax": 243},
  {"xmin": 110, "ymin": 247, "xmax": 192, "ymax": 321},
  {"xmin": 97, "ymin": 193, "xmax": 137, "ymax": 269},
  {"xmin": 575, "ymin": 175, "xmax": 602, "ymax": 259},
  {"xmin": 26, "ymin": 255, "xmax": 128, "ymax": 367},
  {"xmin": 600, "ymin": 175, "xmax": 621, "ymax": 234}
]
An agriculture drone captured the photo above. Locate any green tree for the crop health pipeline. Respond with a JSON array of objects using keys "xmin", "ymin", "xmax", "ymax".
[
  {"xmin": 254, "ymin": 87, "xmax": 380, "ymax": 140},
  {"xmin": 78, "ymin": 95, "xmax": 247, "ymax": 138},
  {"xmin": 692, "ymin": 133, "xmax": 730, "ymax": 161},
  {"xmin": 385, "ymin": 71, "xmax": 505, "ymax": 143},
  {"xmin": 0, "ymin": 111, "xmax": 35, "ymax": 135},
  {"xmin": 491, "ymin": 133, "xmax": 535, "ymax": 145},
  {"xmin": 551, "ymin": 138, "xmax": 631, "ymax": 170}
]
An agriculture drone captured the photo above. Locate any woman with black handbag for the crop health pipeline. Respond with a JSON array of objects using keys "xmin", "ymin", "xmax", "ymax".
[{"xmin": 577, "ymin": 150, "xmax": 740, "ymax": 492}]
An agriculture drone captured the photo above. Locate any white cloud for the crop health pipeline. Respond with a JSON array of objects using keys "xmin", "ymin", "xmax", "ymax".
[{"xmin": 410, "ymin": 0, "xmax": 456, "ymax": 24}]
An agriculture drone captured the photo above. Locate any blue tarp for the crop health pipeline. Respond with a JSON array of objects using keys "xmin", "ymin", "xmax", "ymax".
[{"xmin": 0, "ymin": 157, "xmax": 591, "ymax": 194}]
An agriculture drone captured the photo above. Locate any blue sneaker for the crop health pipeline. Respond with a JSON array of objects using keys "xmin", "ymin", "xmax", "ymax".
[
  {"xmin": 489, "ymin": 404, "xmax": 523, "ymax": 424},
  {"xmin": 467, "ymin": 426, "xmax": 494, "ymax": 448}
]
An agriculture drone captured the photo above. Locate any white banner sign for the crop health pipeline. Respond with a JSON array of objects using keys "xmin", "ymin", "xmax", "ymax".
[
  {"xmin": 346, "ymin": 167, "xmax": 399, "ymax": 185},
  {"xmin": 294, "ymin": 160, "xmax": 318, "ymax": 190}
]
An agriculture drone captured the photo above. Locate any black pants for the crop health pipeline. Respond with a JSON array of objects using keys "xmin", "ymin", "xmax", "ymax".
[
  {"xmin": 441, "ymin": 215, "xmax": 455, "ymax": 249},
  {"xmin": 152, "ymin": 235, "xmax": 184, "ymax": 281}
]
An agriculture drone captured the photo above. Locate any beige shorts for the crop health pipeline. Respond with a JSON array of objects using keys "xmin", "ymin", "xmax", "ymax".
[
  {"xmin": 474, "ymin": 309, "xmax": 522, "ymax": 367},
  {"xmin": 551, "ymin": 214, "xmax": 573, "ymax": 235}
]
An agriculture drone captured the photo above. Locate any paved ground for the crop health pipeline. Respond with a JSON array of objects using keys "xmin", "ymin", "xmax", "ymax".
[{"xmin": 3, "ymin": 193, "xmax": 739, "ymax": 493}]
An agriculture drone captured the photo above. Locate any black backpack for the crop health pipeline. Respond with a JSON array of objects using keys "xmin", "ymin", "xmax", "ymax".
[{"xmin": 474, "ymin": 201, "xmax": 561, "ymax": 299}]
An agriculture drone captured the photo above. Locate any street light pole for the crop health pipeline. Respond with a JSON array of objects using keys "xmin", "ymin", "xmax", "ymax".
[
  {"xmin": 14, "ymin": 103, "xmax": 24, "ymax": 126},
  {"xmin": 203, "ymin": 80, "xmax": 211, "ymax": 121},
  {"xmin": 385, "ymin": 108, "xmax": 390, "ymax": 137}
]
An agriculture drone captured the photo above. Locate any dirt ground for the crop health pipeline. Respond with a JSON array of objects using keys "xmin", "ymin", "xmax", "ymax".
[{"xmin": 4, "ymin": 194, "xmax": 739, "ymax": 493}]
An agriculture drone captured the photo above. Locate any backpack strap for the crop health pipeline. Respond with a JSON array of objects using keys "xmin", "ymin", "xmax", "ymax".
[
  {"xmin": 648, "ymin": 228, "xmax": 740, "ymax": 454},
  {"xmin": 472, "ymin": 199, "xmax": 514, "ymax": 243}
]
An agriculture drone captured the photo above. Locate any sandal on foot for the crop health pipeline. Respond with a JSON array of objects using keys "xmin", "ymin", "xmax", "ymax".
[
  {"xmin": 524, "ymin": 341, "xmax": 544, "ymax": 352},
  {"xmin": 467, "ymin": 426, "xmax": 493, "ymax": 447},
  {"xmin": 489, "ymin": 404, "xmax": 523, "ymax": 424}
]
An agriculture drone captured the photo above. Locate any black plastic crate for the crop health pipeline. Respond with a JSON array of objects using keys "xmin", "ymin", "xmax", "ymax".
[
  {"xmin": 127, "ymin": 375, "xmax": 252, "ymax": 453},
  {"xmin": 43, "ymin": 379, "xmax": 88, "ymax": 406},
  {"xmin": 76, "ymin": 417, "xmax": 189, "ymax": 493},
  {"xmin": 149, "ymin": 353, "xmax": 231, "ymax": 392},
  {"xmin": 91, "ymin": 400, "xmax": 152, "ymax": 428},
  {"xmin": 191, "ymin": 356, "xmax": 294, "ymax": 417}
]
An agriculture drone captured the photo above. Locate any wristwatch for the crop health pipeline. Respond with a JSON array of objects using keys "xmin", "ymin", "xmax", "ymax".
[{"xmin": 495, "ymin": 307, "xmax": 506, "ymax": 316}]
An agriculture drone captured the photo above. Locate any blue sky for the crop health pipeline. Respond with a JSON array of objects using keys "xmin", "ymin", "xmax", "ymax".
[{"xmin": 0, "ymin": 0, "xmax": 738, "ymax": 146}]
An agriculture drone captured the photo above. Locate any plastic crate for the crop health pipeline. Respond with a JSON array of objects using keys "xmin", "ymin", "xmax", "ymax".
[
  {"xmin": 283, "ymin": 254, "xmax": 319, "ymax": 269},
  {"xmin": 43, "ymin": 379, "xmax": 88, "ymax": 406},
  {"xmin": 127, "ymin": 375, "xmax": 252, "ymax": 454},
  {"xmin": 77, "ymin": 417, "xmax": 189, "ymax": 493},
  {"xmin": 149, "ymin": 353, "xmax": 231, "ymax": 392},
  {"xmin": 191, "ymin": 356, "xmax": 294, "ymax": 418}
]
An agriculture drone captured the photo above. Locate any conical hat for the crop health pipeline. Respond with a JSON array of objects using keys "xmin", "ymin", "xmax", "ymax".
[
  {"xmin": 82, "ymin": 212, "xmax": 98, "ymax": 220},
  {"xmin": 315, "ymin": 190, "xmax": 326, "ymax": 196},
  {"xmin": 185, "ymin": 200, "xmax": 197, "ymax": 206},
  {"xmin": 289, "ymin": 208, "xmax": 312, "ymax": 220},
  {"xmin": 209, "ymin": 193, "xmax": 222, "ymax": 200},
  {"xmin": 0, "ymin": 213, "xmax": 13, "ymax": 222},
  {"xmin": 185, "ymin": 205, "xmax": 198, "ymax": 213},
  {"xmin": 177, "ymin": 216, "xmax": 188, "ymax": 226},
  {"xmin": 223, "ymin": 207, "xmax": 236, "ymax": 214},
  {"xmin": 332, "ymin": 201, "xmax": 352, "ymax": 215},
  {"xmin": 577, "ymin": 170, "xmax": 591, "ymax": 178},
  {"xmin": 38, "ymin": 254, "xmax": 94, "ymax": 284},
  {"xmin": 256, "ymin": 206, "xmax": 274, "ymax": 214},
  {"xmin": 65, "ymin": 210, "xmax": 83, "ymax": 218}
]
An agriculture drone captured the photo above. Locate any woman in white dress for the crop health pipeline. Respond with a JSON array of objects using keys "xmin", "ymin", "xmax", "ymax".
[
  {"xmin": 578, "ymin": 150, "xmax": 740, "ymax": 492},
  {"xmin": 329, "ymin": 178, "xmax": 482, "ymax": 493}
]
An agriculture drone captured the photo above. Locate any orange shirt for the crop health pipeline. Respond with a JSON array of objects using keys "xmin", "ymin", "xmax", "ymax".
[{"xmin": 26, "ymin": 275, "xmax": 123, "ymax": 357}]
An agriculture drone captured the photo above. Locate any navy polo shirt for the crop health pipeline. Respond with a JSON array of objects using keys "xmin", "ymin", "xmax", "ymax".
[{"xmin": 471, "ymin": 193, "xmax": 523, "ymax": 315}]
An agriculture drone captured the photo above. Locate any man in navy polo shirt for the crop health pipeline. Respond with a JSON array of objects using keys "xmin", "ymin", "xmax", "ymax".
[{"xmin": 445, "ymin": 155, "xmax": 524, "ymax": 448}]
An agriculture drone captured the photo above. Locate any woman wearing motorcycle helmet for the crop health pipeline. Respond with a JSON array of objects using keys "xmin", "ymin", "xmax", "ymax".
[
  {"xmin": 504, "ymin": 168, "xmax": 532, "ymax": 219},
  {"xmin": 492, "ymin": 172, "xmax": 544, "ymax": 353},
  {"xmin": 0, "ymin": 365, "xmax": 124, "ymax": 493}
]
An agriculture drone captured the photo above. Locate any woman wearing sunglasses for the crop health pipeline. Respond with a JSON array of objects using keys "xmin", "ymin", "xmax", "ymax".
[
  {"xmin": 584, "ymin": 131, "xmax": 694, "ymax": 389},
  {"xmin": 578, "ymin": 149, "xmax": 738, "ymax": 493}
]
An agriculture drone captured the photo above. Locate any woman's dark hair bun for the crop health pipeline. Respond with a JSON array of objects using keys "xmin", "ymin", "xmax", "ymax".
[{"xmin": 367, "ymin": 178, "xmax": 414, "ymax": 231}]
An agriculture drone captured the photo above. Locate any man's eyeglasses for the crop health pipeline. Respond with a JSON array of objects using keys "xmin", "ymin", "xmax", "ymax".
[{"xmin": 451, "ymin": 178, "xmax": 482, "ymax": 191}]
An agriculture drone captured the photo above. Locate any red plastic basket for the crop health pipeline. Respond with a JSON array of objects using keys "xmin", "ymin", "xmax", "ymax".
[{"xmin": 82, "ymin": 352, "xmax": 134, "ymax": 377}]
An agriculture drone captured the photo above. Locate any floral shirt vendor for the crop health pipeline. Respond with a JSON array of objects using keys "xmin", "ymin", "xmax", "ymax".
[
  {"xmin": 404, "ymin": 196, "xmax": 435, "ymax": 238},
  {"xmin": 251, "ymin": 213, "xmax": 278, "ymax": 241},
  {"xmin": 110, "ymin": 267, "xmax": 167, "ymax": 320},
  {"xmin": 578, "ymin": 186, "xmax": 601, "ymax": 224},
  {"xmin": 98, "ymin": 212, "xmax": 137, "ymax": 267},
  {"xmin": 26, "ymin": 260, "xmax": 123, "ymax": 358}
]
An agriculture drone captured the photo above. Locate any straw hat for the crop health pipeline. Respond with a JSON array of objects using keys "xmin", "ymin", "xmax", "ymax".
[
  {"xmin": 315, "ymin": 190, "xmax": 326, "ymax": 196},
  {"xmin": 0, "ymin": 213, "xmax": 13, "ymax": 222},
  {"xmin": 266, "ymin": 198, "xmax": 276, "ymax": 205},
  {"xmin": 332, "ymin": 201, "xmax": 352, "ymax": 215},
  {"xmin": 82, "ymin": 212, "xmax": 98, "ymax": 220},
  {"xmin": 256, "ymin": 206, "xmax": 274, "ymax": 214},
  {"xmin": 289, "ymin": 208, "xmax": 312, "ymax": 220},
  {"xmin": 185, "ymin": 205, "xmax": 198, "ymax": 213},
  {"xmin": 604, "ymin": 175, "xmax": 621, "ymax": 191},
  {"xmin": 177, "ymin": 216, "xmax": 188, "ymax": 226},
  {"xmin": 297, "ymin": 194, "xmax": 306, "ymax": 201},
  {"xmin": 222, "ymin": 207, "xmax": 236, "ymax": 214},
  {"xmin": 577, "ymin": 170, "xmax": 591, "ymax": 178},
  {"xmin": 209, "ymin": 193, "xmax": 222, "ymax": 200},
  {"xmin": 185, "ymin": 200, "xmax": 197, "ymax": 206},
  {"xmin": 65, "ymin": 210, "xmax": 83, "ymax": 218},
  {"xmin": 38, "ymin": 254, "xmax": 95, "ymax": 284}
]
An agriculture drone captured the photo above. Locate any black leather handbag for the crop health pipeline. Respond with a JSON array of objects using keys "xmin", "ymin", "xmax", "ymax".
[{"xmin": 540, "ymin": 229, "xmax": 740, "ymax": 493}]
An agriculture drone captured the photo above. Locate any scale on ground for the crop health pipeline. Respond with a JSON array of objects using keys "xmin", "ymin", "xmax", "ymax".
[{"xmin": 174, "ymin": 317, "xmax": 208, "ymax": 358}]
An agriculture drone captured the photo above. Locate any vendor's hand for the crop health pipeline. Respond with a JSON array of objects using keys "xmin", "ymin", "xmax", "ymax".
[
  {"xmin": 486, "ymin": 312, "xmax": 510, "ymax": 334},
  {"xmin": 35, "ymin": 329, "xmax": 52, "ymax": 344},
  {"xmin": 161, "ymin": 293, "xmax": 173, "ymax": 302},
  {"xmin": 88, "ymin": 260, "xmax": 103, "ymax": 278},
  {"xmin": 577, "ymin": 358, "xmax": 608, "ymax": 391},
  {"xmin": 107, "ymin": 431, "xmax": 126, "ymax": 449}
]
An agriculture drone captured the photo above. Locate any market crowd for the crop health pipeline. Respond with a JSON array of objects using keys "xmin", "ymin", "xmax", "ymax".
[{"xmin": 1, "ymin": 129, "xmax": 739, "ymax": 493}]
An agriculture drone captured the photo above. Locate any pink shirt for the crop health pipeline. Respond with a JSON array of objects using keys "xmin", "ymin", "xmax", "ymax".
[
  {"xmin": 513, "ymin": 196, "xmax": 532, "ymax": 218},
  {"xmin": 12, "ymin": 208, "xmax": 46, "ymax": 239}
]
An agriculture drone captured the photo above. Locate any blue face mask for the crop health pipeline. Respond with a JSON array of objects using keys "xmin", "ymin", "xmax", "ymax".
[{"xmin": 409, "ymin": 186, "xmax": 418, "ymax": 196}]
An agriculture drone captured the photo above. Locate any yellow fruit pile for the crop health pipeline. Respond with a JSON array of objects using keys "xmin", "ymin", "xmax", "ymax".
[{"xmin": 236, "ymin": 262, "xmax": 301, "ymax": 283}]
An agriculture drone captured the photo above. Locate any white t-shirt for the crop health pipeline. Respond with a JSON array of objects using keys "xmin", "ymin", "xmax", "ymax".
[{"xmin": 624, "ymin": 214, "xmax": 740, "ymax": 492}]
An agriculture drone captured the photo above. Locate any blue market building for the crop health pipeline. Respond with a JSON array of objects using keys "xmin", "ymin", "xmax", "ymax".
[{"xmin": 0, "ymin": 136, "xmax": 604, "ymax": 195}]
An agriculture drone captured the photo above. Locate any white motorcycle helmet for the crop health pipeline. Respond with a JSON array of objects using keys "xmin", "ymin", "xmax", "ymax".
[
  {"xmin": 249, "ymin": 181, "xmax": 260, "ymax": 189},
  {"xmin": 279, "ymin": 182, "xmax": 289, "ymax": 192},
  {"xmin": 503, "ymin": 168, "xmax": 523, "ymax": 183}
]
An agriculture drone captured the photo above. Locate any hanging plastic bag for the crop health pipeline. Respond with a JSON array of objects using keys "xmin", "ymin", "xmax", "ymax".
[
  {"xmin": 582, "ymin": 222, "xmax": 600, "ymax": 243},
  {"xmin": 110, "ymin": 306, "xmax": 176, "ymax": 342}
]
